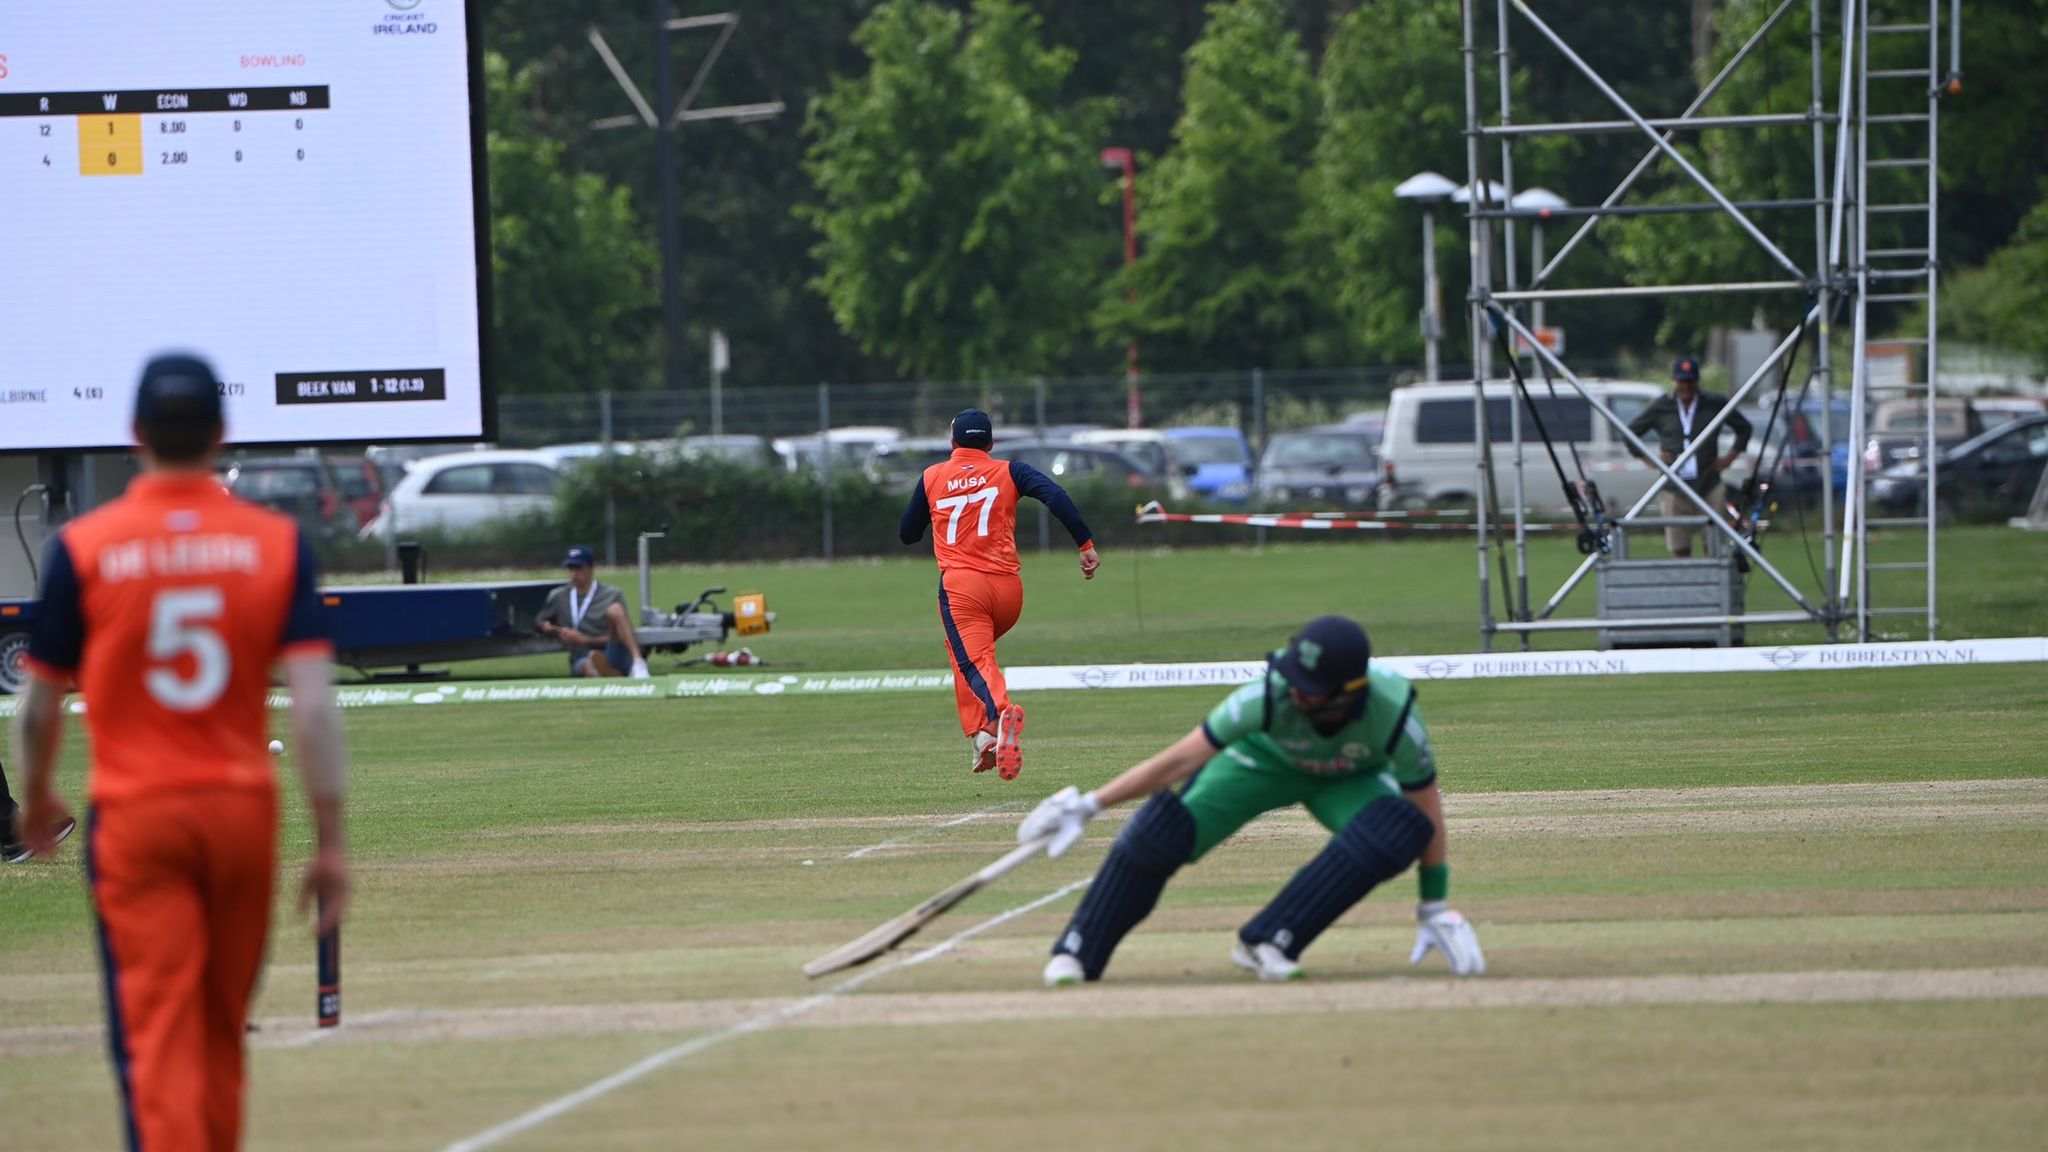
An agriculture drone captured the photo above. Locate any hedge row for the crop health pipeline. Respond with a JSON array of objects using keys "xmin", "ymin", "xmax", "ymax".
[{"xmin": 314, "ymin": 458, "xmax": 1351, "ymax": 574}]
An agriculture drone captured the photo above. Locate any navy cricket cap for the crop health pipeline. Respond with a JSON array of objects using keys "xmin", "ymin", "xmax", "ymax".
[
  {"xmin": 951, "ymin": 409, "xmax": 994, "ymax": 449},
  {"xmin": 1672, "ymin": 357, "xmax": 1700, "ymax": 383},
  {"xmin": 133, "ymin": 353, "xmax": 224, "ymax": 433},
  {"xmin": 1272, "ymin": 615, "xmax": 1372, "ymax": 697},
  {"xmin": 563, "ymin": 545, "xmax": 595, "ymax": 568}
]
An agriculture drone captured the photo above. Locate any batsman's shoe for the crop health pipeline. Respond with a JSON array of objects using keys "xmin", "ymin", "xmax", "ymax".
[
  {"xmin": 971, "ymin": 731, "xmax": 998, "ymax": 774},
  {"xmin": 1043, "ymin": 953, "xmax": 1085, "ymax": 988},
  {"xmin": 2, "ymin": 813, "xmax": 76, "ymax": 864},
  {"xmin": 1231, "ymin": 940, "xmax": 1303, "ymax": 983},
  {"xmin": 995, "ymin": 703, "xmax": 1027, "ymax": 780},
  {"xmin": 629, "ymin": 657, "xmax": 652, "ymax": 680}
]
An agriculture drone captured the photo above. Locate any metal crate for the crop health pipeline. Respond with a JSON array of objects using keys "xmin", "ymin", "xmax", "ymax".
[{"xmin": 1595, "ymin": 519, "xmax": 1746, "ymax": 649}]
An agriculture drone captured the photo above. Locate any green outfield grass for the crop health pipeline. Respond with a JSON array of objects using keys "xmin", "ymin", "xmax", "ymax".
[
  {"xmin": 355, "ymin": 524, "xmax": 2048, "ymax": 682},
  {"xmin": 3, "ymin": 663, "xmax": 2045, "ymax": 1150}
]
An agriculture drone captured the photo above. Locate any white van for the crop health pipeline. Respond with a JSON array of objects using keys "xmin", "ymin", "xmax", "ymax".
[{"xmin": 1378, "ymin": 380, "xmax": 1704, "ymax": 515}]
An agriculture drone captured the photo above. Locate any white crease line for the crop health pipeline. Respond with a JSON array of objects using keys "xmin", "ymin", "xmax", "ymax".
[
  {"xmin": 269, "ymin": 1008, "xmax": 418, "ymax": 1048},
  {"xmin": 843, "ymin": 802, "xmax": 1022, "ymax": 860},
  {"xmin": 438, "ymin": 873, "xmax": 1090, "ymax": 1152}
]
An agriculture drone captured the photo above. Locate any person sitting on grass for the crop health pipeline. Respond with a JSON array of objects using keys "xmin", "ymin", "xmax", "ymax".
[{"xmin": 537, "ymin": 546, "xmax": 651, "ymax": 679}]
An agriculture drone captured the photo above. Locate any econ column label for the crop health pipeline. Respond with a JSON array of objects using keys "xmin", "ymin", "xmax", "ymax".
[{"xmin": 276, "ymin": 370, "xmax": 448, "ymax": 405}]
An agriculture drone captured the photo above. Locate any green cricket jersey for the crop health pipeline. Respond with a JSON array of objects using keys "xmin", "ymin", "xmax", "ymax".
[{"xmin": 1200, "ymin": 665, "xmax": 1436, "ymax": 790}]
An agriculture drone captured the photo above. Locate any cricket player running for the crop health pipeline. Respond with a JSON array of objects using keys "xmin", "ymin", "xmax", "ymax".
[
  {"xmin": 9, "ymin": 355, "xmax": 350, "ymax": 1150},
  {"xmin": 900, "ymin": 410, "xmax": 1100, "ymax": 779},
  {"xmin": 1019, "ymin": 615, "xmax": 1484, "ymax": 985}
]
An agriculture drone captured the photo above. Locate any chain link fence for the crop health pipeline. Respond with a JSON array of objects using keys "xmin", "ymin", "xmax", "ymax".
[
  {"xmin": 491, "ymin": 367, "xmax": 1457, "ymax": 450},
  {"xmin": 331, "ymin": 360, "xmax": 1676, "ymax": 572}
]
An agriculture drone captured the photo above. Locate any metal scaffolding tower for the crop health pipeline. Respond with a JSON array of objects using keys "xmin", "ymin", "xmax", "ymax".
[{"xmin": 1457, "ymin": 0, "xmax": 1961, "ymax": 649}]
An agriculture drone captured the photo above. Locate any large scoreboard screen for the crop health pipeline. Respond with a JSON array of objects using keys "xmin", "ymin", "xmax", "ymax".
[{"xmin": 0, "ymin": 1, "xmax": 492, "ymax": 451}]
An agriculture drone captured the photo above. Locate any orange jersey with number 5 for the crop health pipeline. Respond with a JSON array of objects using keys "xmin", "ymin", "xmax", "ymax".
[
  {"xmin": 921, "ymin": 452, "xmax": 1024, "ymax": 576},
  {"xmin": 26, "ymin": 472, "xmax": 332, "ymax": 806}
]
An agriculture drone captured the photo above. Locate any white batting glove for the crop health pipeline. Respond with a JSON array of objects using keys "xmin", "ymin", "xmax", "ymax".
[
  {"xmin": 1409, "ymin": 901, "xmax": 1486, "ymax": 976},
  {"xmin": 1018, "ymin": 786, "xmax": 1101, "ymax": 859}
]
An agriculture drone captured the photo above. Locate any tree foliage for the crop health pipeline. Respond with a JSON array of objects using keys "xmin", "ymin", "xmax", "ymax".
[
  {"xmin": 1102, "ymin": 0, "xmax": 1327, "ymax": 370},
  {"xmin": 485, "ymin": 52, "xmax": 661, "ymax": 394},
  {"xmin": 800, "ymin": 0, "xmax": 1112, "ymax": 380},
  {"xmin": 1310, "ymin": 1, "xmax": 1467, "ymax": 366},
  {"xmin": 1941, "ymin": 187, "xmax": 2048, "ymax": 363},
  {"xmin": 471, "ymin": 1, "xmax": 2048, "ymax": 385},
  {"xmin": 1605, "ymin": 0, "xmax": 2048, "ymax": 348}
]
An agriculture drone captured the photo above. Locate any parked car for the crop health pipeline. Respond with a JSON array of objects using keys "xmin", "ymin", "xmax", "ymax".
[
  {"xmin": 1255, "ymin": 429, "xmax": 1380, "ymax": 508},
  {"xmin": 865, "ymin": 437, "xmax": 956, "ymax": 487},
  {"xmin": 773, "ymin": 426, "xmax": 903, "ymax": 474},
  {"xmin": 361, "ymin": 450, "xmax": 561, "ymax": 541},
  {"xmin": 992, "ymin": 441, "xmax": 1150, "ymax": 488},
  {"xmin": 1730, "ymin": 402, "xmax": 1819, "ymax": 501},
  {"xmin": 326, "ymin": 453, "xmax": 386, "ymax": 529},
  {"xmin": 1870, "ymin": 414, "xmax": 2048, "ymax": 521},
  {"xmin": 364, "ymin": 442, "xmax": 492, "ymax": 491},
  {"xmin": 989, "ymin": 422, "xmax": 1106, "ymax": 448},
  {"xmin": 1376, "ymin": 380, "xmax": 1672, "ymax": 514},
  {"xmin": 1163, "ymin": 427, "xmax": 1254, "ymax": 504},
  {"xmin": 1971, "ymin": 396, "xmax": 2047, "ymax": 429},
  {"xmin": 676, "ymin": 434, "xmax": 781, "ymax": 470},
  {"xmin": 1862, "ymin": 398, "xmax": 1984, "ymax": 475},
  {"xmin": 224, "ymin": 455, "xmax": 351, "ymax": 540},
  {"xmin": 532, "ymin": 441, "xmax": 639, "ymax": 470},
  {"xmin": 1071, "ymin": 429, "xmax": 1169, "ymax": 481},
  {"xmin": 1339, "ymin": 409, "xmax": 1387, "ymax": 445}
]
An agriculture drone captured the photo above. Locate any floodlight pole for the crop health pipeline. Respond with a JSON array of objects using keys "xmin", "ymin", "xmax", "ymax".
[
  {"xmin": 588, "ymin": 11, "xmax": 786, "ymax": 400},
  {"xmin": 654, "ymin": 2, "xmax": 683, "ymax": 397},
  {"xmin": 1422, "ymin": 207, "xmax": 1441, "ymax": 382},
  {"xmin": 1395, "ymin": 172, "xmax": 1458, "ymax": 383}
]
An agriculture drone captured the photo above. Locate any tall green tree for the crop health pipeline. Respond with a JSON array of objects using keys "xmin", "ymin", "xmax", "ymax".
[
  {"xmin": 800, "ymin": 0, "xmax": 1112, "ymax": 381},
  {"xmin": 1940, "ymin": 186, "xmax": 2048, "ymax": 363},
  {"xmin": 486, "ymin": 52, "xmax": 662, "ymax": 394},
  {"xmin": 1103, "ymin": 0, "xmax": 1327, "ymax": 370},
  {"xmin": 1310, "ymin": 1, "xmax": 1469, "ymax": 365},
  {"xmin": 1605, "ymin": 0, "xmax": 2048, "ymax": 348}
]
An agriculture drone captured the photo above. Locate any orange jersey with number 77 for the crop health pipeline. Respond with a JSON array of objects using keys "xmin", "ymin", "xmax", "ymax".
[
  {"xmin": 907, "ymin": 448, "xmax": 1097, "ymax": 575},
  {"xmin": 25, "ymin": 472, "xmax": 332, "ymax": 806},
  {"xmin": 920, "ymin": 452, "xmax": 1026, "ymax": 576}
]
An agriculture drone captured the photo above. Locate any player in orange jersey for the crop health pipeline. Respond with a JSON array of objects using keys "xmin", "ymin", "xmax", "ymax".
[
  {"xmin": 9, "ymin": 354, "xmax": 350, "ymax": 1152},
  {"xmin": 899, "ymin": 410, "xmax": 1100, "ymax": 779}
]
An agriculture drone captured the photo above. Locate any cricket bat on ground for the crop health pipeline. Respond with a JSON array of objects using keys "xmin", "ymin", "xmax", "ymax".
[{"xmin": 802, "ymin": 836, "xmax": 1053, "ymax": 978}]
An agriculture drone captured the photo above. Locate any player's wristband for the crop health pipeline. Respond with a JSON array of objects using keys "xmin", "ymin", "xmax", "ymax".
[{"xmin": 1418, "ymin": 863, "xmax": 1450, "ymax": 903}]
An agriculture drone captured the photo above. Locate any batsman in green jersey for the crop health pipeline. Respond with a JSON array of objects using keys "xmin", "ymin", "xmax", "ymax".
[{"xmin": 1019, "ymin": 615, "xmax": 1485, "ymax": 985}]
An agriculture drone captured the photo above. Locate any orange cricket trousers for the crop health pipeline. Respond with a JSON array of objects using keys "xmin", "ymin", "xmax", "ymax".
[
  {"xmin": 937, "ymin": 569, "xmax": 1024, "ymax": 738},
  {"xmin": 87, "ymin": 788, "xmax": 278, "ymax": 1152}
]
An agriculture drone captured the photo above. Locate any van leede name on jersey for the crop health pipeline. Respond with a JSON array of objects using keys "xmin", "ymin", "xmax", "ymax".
[{"xmin": 98, "ymin": 534, "xmax": 263, "ymax": 584}]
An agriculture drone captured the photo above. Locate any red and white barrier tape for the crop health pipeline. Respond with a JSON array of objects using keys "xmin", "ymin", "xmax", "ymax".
[{"xmin": 1132, "ymin": 501, "xmax": 1570, "ymax": 533}]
